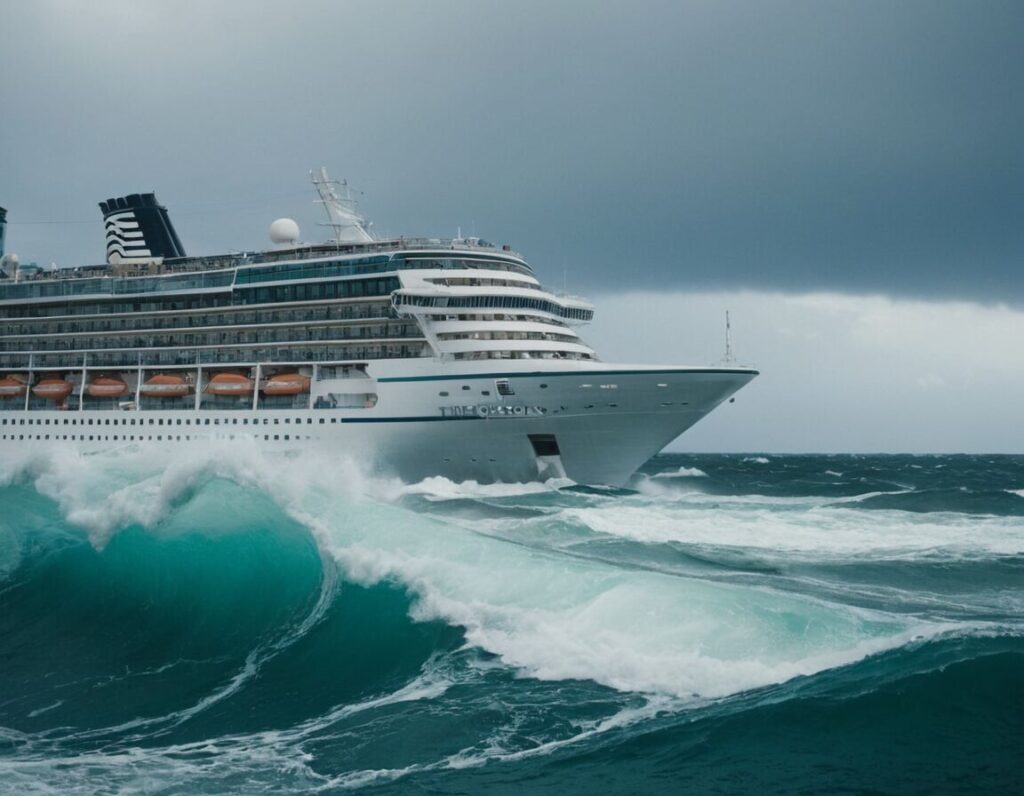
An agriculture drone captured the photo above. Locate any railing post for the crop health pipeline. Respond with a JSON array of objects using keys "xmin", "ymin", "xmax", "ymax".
[
  {"xmin": 79, "ymin": 353, "xmax": 87, "ymax": 411},
  {"xmin": 135, "ymin": 355, "xmax": 143, "ymax": 409},
  {"xmin": 24, "ymin": 353, "xmax": 33, "ymax": 411},
  {"xmin": 193, "ymin": 350, "xmax": 203, "ymax": 411}
]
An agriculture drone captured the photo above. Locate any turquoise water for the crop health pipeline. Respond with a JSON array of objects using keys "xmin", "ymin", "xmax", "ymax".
[{"xmin": 0, "ymin": 447, "xmax": 1021, "ymax": 793}]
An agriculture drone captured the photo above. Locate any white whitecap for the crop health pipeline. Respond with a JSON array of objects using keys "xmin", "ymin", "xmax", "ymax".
[{"xmin": 652, "ymin": 466, "xmax": 708, "ymax": 479}]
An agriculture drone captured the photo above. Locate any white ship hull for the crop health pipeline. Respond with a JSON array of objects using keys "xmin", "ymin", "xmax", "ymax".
[{"xmin": 0, "ymin": 360, "xmax": 756, "ymax": 486}]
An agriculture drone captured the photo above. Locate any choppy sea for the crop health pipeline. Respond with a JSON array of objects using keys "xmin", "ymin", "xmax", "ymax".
[{"xmin": 0, "ymin": 448, "xmax": 1021, "ymax": 794}]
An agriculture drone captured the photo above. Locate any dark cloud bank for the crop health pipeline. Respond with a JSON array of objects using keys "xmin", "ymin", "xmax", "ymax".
[{"xmin": 1, "ymin": 0, "xmax": 1020, "ymax": 303}]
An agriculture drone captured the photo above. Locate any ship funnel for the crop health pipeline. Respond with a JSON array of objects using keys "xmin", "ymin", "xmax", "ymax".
[{"xmin": 98, "ymin": 193, "xmax": 186, "ymax": 264}]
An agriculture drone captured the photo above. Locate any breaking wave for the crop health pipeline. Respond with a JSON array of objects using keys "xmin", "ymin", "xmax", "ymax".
[{"xmin": 0, "ymin": 448, "xmax": 1021, "ymax": 793}]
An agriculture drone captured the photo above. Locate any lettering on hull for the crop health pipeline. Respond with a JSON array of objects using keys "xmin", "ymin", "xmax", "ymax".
[{"xmin": 440, "ymin": 404, "xmax": 546, "ymax": 418}]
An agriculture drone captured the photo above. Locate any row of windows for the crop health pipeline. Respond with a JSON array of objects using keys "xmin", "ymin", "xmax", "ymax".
[
  {"xmin": 236, "ymin": 278, "xmax": 398, "ymax": 306},
  {"xmin": 3, "ymin": 301, "xmax": 393, "ymax": 336},
  {"xmin": 397, "ymin": 294, "xmax": 593, "ymax": 321},
  {"xmin": 436, "ymin": 331, "xmax": 581, "ymax": 344},
  {"xmin": 234, "ymin": 256, "xmax": 392, "ymax": 285},
  {"xmin": 451, "ymin": 350, "xmax": 594, "ymax": 360},
  {"xmin": 426, "ymin": 312, "xmax": 572, "ymax": 327},
  {"xmin": 0, "ymin": 342, "xmax": 430, "ymax": 369},
  {"xmin": 0, "ymin": 269, "xmax": 234, "ymax": 302},
  {"xmin": 0, "ymin": 277, "xmax": 400, "ymax": 318},
  {"xmin": 3, "ymin": 415, "xmax": 349, "ymax": 427},
  {"xmin": 424, "ymin": 277, "xmax": 538, "ymax": 289},
  {"xmin": 1, "ymin": 433, "xmax": 311, "ymax": 442},
  {"xmin": 0, "ymin": 324, "xmax": 421, "ymax": 353},
  {"xmin": 396, "ymin": 256, "xmax": 532, "ymax": 277}
]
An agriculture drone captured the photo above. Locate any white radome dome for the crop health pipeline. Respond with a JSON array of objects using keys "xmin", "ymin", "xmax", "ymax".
[{"xmin": 269, "ymin": 218, "xmax": 300, "ymax": 245}]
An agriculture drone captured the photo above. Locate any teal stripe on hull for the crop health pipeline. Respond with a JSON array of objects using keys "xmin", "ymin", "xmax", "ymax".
[
  {"xmin": 341, "ymin": 415, "xmax": 482, "ymax": 423},
  {"xmin": 377, "ymin": 368, "xmax": 759, "ymax": 383}
]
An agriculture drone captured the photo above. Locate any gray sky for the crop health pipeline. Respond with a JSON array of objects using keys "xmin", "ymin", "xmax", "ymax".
[
  {"xmin": 2, "ymin": 0, "xmax": 1021, "ymax": 302},
  {"xmin": 586, "ymin": 290, "xmax": 1024, "ymax": 453}
]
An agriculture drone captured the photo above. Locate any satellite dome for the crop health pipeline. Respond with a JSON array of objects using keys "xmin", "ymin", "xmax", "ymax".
[{"xmin": 269, "ymin": 218, "xmax": 300, "ymax": 245}]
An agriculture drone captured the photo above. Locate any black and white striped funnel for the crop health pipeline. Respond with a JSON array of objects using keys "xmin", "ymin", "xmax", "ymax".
[{"xmin": 98, "ymin": 193, "xmax": 185, "ymax": 264}]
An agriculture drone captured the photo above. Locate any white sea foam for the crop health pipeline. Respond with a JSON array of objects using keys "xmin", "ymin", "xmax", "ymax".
[
  {"xmin": 397, "ymin": 475, "xmax": 574, "ymax": 501},
  {"xmin": 742, "ymin": 456, "xmax": 771, "ymax": 464},
  {"xmin": 0, "ymin": 444, "xmax": 982, "ymax": 703},
  {"xmin": 651, "ymin": 466, "xmax": 707, "ymax": 479},
  {"xmin": 1006, "ymin": 488, "xmax": 1024, "ymax": 498},
  {"xmin": 312, "ymin": 493, "xmax": 948, "ymax": 699},
  {"xmin": 552, "ymin": 501, "xmax": 1024, "ymax": 559}
]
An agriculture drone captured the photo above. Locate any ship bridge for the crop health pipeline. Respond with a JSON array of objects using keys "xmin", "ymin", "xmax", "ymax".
[{"xmin": 392, "ymin": 267, "xmax": 596, "ymax": 362}]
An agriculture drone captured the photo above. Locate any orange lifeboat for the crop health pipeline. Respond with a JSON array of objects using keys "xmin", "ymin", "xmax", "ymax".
[
  {"xmin": 0, "ymin": 375, "xmax": 27, "ymax": 399},
  {"xmin": 32, "ymin": 377, "xmax": 74, "ymax": 401},
  {"xmin": 88, "ymin": 376, "xmax": 129, "ymax": 398},
  {"xmin": 205, "ymin": 372, "xmax": 254, "ymax": 396},
  {"xmin": 140, "ymin": 374, "xmax": 191, "ymax": 398},
  {"xmin": 262, "ymin": 372, "xmax": 310, "ymax": 396}
]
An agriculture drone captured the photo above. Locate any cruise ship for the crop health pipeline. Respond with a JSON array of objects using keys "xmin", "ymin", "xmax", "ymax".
[{"xmin": 0, "ymin": 171, "xmax": 757, "ymax": 486}]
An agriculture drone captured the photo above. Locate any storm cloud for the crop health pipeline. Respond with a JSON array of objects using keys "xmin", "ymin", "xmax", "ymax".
[{"xmin": 1, "ymin": 0, "xmax": 1020, "ymax": 302}]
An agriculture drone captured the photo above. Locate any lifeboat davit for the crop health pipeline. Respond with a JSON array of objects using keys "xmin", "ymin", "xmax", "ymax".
[
  {"xmin": 205, "ymin": 372, "xmax": 254, "ymax": 396},
  {"xmin": 32, "ymin": 377, "xmax": 74, "ymax": 401},
  {"xmin": 140, "ymin": 374, "xmax": 191, "ymax": 397},
  {"xmin": 88, "ymin": 376, "xmax": 129, "ymax": 398},
  {"xmin": 263, "ymin": 372, "xmax": 310, "ymax": 396},
  {"xmin": 0, "ymin": 375, "xmax": 28, "ymax": 399}
]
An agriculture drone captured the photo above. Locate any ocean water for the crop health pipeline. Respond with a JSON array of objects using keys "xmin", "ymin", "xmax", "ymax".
[{"xmin": 0, "ymin": 447, "xmax": 1021, "ymax": 794}]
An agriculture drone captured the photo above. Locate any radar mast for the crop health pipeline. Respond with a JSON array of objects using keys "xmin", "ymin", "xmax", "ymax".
[{"xmin": 311, "ymin": 167, "xmax": 374, "ymax": 244}]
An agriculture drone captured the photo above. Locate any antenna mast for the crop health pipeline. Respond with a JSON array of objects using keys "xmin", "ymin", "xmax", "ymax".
[
  {"xmin": 724, "ymin": 310, "xmax": 734, "ymax": 364},
  {"xmin": 310, "ymin": 167, "xmax": 374, "ymax": 244}
]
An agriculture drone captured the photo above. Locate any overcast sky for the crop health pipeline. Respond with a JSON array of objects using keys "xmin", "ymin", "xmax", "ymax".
[
  {"xmin": 587, "ymin": 290, "xmax": 1024, "ymax": 453},
  {"xmin": 1, "ymin": 1, "xmax": 1021, "ymax": 452},
  {"xmin": 2, "ymin": 0, "xmax": 1020, "ymax": 302}
]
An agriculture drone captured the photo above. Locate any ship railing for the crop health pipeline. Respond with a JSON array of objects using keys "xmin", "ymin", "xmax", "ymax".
[{"xmin": 0, "ymin": 239, "xmax": 525, "ymax": 286}]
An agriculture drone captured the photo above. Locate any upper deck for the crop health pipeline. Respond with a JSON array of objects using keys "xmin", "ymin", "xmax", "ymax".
[{"xmin": 0, "ymin": 239, "xmax": 533, "ymax": 306}]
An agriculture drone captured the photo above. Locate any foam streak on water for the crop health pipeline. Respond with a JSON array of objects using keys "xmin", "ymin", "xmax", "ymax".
[{"xmin": 0, "ymin": 447, "xmax": 1021, "ymax": 794}]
